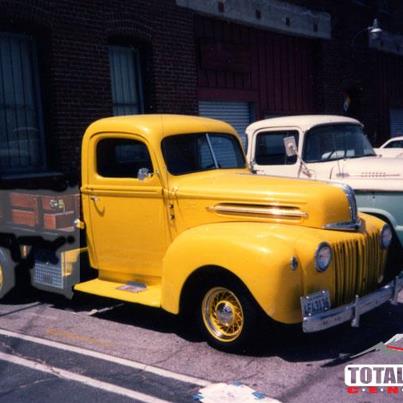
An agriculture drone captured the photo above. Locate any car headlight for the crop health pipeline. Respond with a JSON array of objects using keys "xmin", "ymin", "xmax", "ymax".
[
  {"xmin": 380, "ymin": 224, "xmax": 393, "ymax": 249},
  {"xmin": 315, "ymin": 242, "xmax": 332, "ymax": 272}
]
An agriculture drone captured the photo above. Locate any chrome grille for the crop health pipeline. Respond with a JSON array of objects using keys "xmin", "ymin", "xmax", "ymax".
[{"xmin": 333, "ymin": 232, "xmax": 384, "ymax": 305}]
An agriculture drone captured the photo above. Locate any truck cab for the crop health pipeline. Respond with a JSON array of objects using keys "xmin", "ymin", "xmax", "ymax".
[{"xmin": 1, "ymin": 115, "xmax": 402, "ymax": 351}]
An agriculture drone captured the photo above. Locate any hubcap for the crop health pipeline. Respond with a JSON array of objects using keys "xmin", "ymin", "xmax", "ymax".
[{"xmin": 202, "ymin": 287, "xmax": 244, "ymax": 342}]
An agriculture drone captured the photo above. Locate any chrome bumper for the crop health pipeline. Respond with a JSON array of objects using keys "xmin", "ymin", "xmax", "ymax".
[{"xmin": 302, "ymin": 271, "xmax": 403, "ymax": 333}]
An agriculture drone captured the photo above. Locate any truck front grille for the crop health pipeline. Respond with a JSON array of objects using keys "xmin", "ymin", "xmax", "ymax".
[{"xmin": 333, "ymin": 232, "xmax": 385, "ymax": 305}]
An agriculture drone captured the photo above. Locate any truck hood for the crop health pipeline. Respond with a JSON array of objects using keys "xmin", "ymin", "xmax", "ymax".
[
  {"xmin": 329, "ymin": 156, "xmax": 403, "ymax": 191},
  {"xmin": 170, "ymin": 170, "xmax": 354, "ymax": 230}
]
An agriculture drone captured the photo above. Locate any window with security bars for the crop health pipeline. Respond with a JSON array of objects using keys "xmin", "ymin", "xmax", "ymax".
[
  {"xmin": 0, "ymin": 33, "xmax": 46, "ymax": 174},
  {"xmin": 108, "ymin": 46, "xmax": 144, "ymax": 116}
]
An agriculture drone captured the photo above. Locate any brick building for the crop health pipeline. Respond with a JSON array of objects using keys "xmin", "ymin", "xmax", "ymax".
[
  {"xmin": 0, "ymin": 0, "xmax": 197, "ymax": 183},
  {"xmin": 185, "ymin": 0, "xmax": 403, "ymax": 146},
  {"xmin": 0, "ymin": 0, "xmax": 402, "ymax": 182}
]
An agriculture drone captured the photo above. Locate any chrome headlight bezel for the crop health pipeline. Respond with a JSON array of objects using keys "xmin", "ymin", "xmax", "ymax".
[
  {"xmin": 380, "ymin": 224, "xmax": 393, "ymax": 250},
  {"xmin": 315, "ymin": 242, "xmax": 332, "ymax": 272}
]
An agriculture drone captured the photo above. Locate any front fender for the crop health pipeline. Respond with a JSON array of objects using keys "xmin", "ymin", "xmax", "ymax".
[
  {"xmin": 356, "ymin": 192, "xmax": 403, "ymax": 247},
  {"xmin": 161, "ymin": 222, "xmax": 304, "ymax": 323}
]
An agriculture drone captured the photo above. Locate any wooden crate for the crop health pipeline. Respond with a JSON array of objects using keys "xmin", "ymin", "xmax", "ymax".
[
  {"xmin": 43, "ymin": 211, "xmax": 75, "ymax": 230},
  {"xmin": 9, "ymin": 192, "xmax": 40, "ymax": 210},
  {"xmin": 9, "ymin": 192, "xmax": 41, "ymax": 228},
  {"xmin": 10, "ymin": 209, "xmax": 39, "ymax": 227},
  {"xmin": 7, "ymin": 191, "xmax": 80, "ymax": 230},
  {"xmin": 41, "ymin": 194, "xmax": 79, "ymax": 213}
]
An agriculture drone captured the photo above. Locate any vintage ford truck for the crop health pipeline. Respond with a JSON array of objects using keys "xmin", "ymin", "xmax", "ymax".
[
  {"xmin": 0, "ymin": 115, "xmax": 401, "ymax": 351},
  {"xmin": 246, "ymin": 115, "xmax": 403, "ymax": 271}
]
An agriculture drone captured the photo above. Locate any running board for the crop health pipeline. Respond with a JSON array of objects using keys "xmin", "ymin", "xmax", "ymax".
[{"xmin": 74, "ymin": 279, "xmax": 161, "ymax": 307}]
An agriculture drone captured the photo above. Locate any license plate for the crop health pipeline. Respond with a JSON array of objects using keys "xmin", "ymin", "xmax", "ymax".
[{"xmin": 301, "ymin": 290, "xmax": 331, "ymax": 317}]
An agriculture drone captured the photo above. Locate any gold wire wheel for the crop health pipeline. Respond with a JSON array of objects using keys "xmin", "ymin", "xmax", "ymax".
[{"xmin": 202, "ymin": 287, "xmax": 244, "ymax": 342}]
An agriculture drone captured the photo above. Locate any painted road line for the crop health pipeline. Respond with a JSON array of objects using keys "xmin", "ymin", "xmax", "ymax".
[
  {"xmin": 0, "ymin": 328, "xmax": 210, "ymax": 387},
  {"xmin": 0, "ymin": 351, "xmax": 169, "ymax": 403}
]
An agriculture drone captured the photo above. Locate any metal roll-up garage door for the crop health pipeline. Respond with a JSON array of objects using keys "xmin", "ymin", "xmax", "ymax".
[{"xmin": 198, "ymin": 101, "xmax": 253, "ymax": 148}]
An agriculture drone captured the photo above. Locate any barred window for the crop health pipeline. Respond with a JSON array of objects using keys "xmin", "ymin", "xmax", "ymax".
[
  {"xmin": 108, "ymin": 46, "xmax": 144, "ymax": 116},
  {"xmin": 0, "ymin": 33, "xmax": 46, "ymax": 174}
]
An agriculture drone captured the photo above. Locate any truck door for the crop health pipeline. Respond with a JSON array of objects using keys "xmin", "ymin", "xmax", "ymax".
[
  {"xmin": 84, "ymin": 134, "xmax": 170, "ymax": 278},
  {"xmin": 251, "ymin": 129, "xmax": 300, "ymax": 177}
]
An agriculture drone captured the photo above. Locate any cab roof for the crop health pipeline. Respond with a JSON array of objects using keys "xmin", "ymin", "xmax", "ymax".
[
  {"xmin": 84, "ymin": 114, "xmax": 238, "ymax": 144},
  {"xmin": 246, "ymin": 115, "xmax": 362, "ymax": 135}
]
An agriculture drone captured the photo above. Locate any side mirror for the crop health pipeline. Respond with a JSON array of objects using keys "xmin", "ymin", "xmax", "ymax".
[
  {"xmin": 283, "ymin": 136, "xmax": 298, "ymax": 157},
  {"xmin": 137, "ymin": 167, "xmax": 152, "ymax": 181},
  {"xmin": 248, "ymin": 160, "xmax": 257, "ymax": 174}
]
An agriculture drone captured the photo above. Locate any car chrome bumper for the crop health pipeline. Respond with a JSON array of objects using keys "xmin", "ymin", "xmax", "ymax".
[{"xmin": 302, "ymin": 271, "xmax": 403, "ymax": 333}]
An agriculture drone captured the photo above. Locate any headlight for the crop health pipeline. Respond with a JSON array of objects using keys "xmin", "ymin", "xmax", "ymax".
[
  {"xmin": 380, "ymin": 224, "xmax": 393, "ymax": 249},
  {"xmin": 315, "ymin": 242, "xmax": 332, "ymax": 272}
]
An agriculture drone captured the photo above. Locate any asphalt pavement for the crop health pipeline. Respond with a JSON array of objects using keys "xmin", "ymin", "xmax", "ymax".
[
  {"xmin": 1, "ymin": 286, "xmax": 403, "ymax": 402},
  {"xmin": 0, "ymin": 329, "xmax": 204, "ymax": 402}
]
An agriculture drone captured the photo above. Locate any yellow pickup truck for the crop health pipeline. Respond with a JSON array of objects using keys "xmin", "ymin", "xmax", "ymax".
[{"xmin": 0, "ymin": 115, "xmax": 401, "ymax": 351}]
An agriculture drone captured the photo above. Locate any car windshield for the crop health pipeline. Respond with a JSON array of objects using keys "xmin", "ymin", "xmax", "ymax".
[
  {"xmin": 303, "ymin": 124, "xmax": 376, "ymax": 163},
  {"xmin": 161, "ymin": 132, "xmax": 246, "ymax": 175}
]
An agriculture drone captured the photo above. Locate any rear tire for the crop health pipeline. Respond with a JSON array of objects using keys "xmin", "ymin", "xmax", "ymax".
[
  {"xmin": 198, "ymin": 280, "xmax": 258, "ymax": 352},
  {"xmin": 0, "ymin": 248, "xmax": 16, "ymax": 299}
]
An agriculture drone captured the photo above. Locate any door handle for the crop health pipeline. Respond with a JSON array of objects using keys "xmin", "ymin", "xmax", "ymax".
[{"xmin": 89, "ymin": 195, "xmax": 105, "ymax": 214}]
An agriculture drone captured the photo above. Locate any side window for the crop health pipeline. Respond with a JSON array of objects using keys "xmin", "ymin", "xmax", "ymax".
[
  {"xmin": 255, "ymin": 131, "xmax": 299, "ymax": 165},
  {"xmin": 387, "ymin": 140, "xmax": 403, "ymax": 148},
  {"xmin": 97, "ymin": 138, "xmax": 153, "ymax": 178}
]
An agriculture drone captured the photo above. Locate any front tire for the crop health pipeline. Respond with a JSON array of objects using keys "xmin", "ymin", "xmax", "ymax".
[{"xmin": 199, "ymin": 282, "xmax": 258, "ymax": 352}]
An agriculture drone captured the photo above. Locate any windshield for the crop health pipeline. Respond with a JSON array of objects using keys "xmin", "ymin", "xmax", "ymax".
[
  {"xmin": 162, "ymin": 132, "xmax": 246, "ymax": 175},
  {"xmin": 303, "ymin": 124, "xmax": 376, "ymax": 163}
]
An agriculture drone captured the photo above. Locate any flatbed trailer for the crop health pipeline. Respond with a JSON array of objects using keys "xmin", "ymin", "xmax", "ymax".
[{"xmin": 0, "ymin": 187, "xmax": 89, "ymax": 299}]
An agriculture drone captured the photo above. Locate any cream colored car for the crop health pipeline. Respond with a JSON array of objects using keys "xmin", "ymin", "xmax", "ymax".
[
  {"xmin": 246, "ymin": 115, "xmax": 403, "ymax": 265},
  {"xmin": 375, "ymin": 136, "xmax": 403, "ymax": 158}
]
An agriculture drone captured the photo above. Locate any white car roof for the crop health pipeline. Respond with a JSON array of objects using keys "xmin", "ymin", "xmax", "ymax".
[
  {"xmin": 246, "ymin": 115, "xmax": 362, "ymax": 134},
  {"xmin": 384, "ymin": 136, "xmax": 403, "ymax": 144}
]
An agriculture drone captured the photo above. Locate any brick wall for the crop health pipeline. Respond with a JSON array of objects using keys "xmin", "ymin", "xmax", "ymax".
[
  {"xmin": 0, "ymin": 0, "xmax": 198, "ymax": 180},
  {"xmin": 1, "ymin": 0, "xmax": 403, "ymax": 176},
  {"xmin": 288, "ymin": 0, "xmax": 403, "ymax": 144}
]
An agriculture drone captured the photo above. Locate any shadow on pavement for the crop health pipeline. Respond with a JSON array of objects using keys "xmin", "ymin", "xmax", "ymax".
[{"xmin": 3, "ymin": 287, "xmax": 403, "ymax": 363}]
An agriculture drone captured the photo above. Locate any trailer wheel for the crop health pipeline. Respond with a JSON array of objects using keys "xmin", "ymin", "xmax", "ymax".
[{"xmin": 0, "ymin": 248, "xmax": 15, "ymax": 299}]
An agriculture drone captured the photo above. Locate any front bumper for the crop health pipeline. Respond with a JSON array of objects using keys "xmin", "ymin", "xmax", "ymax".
[{"xmin": 302, "ymin": 271, "xmax": 403, "ymax": 333}]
